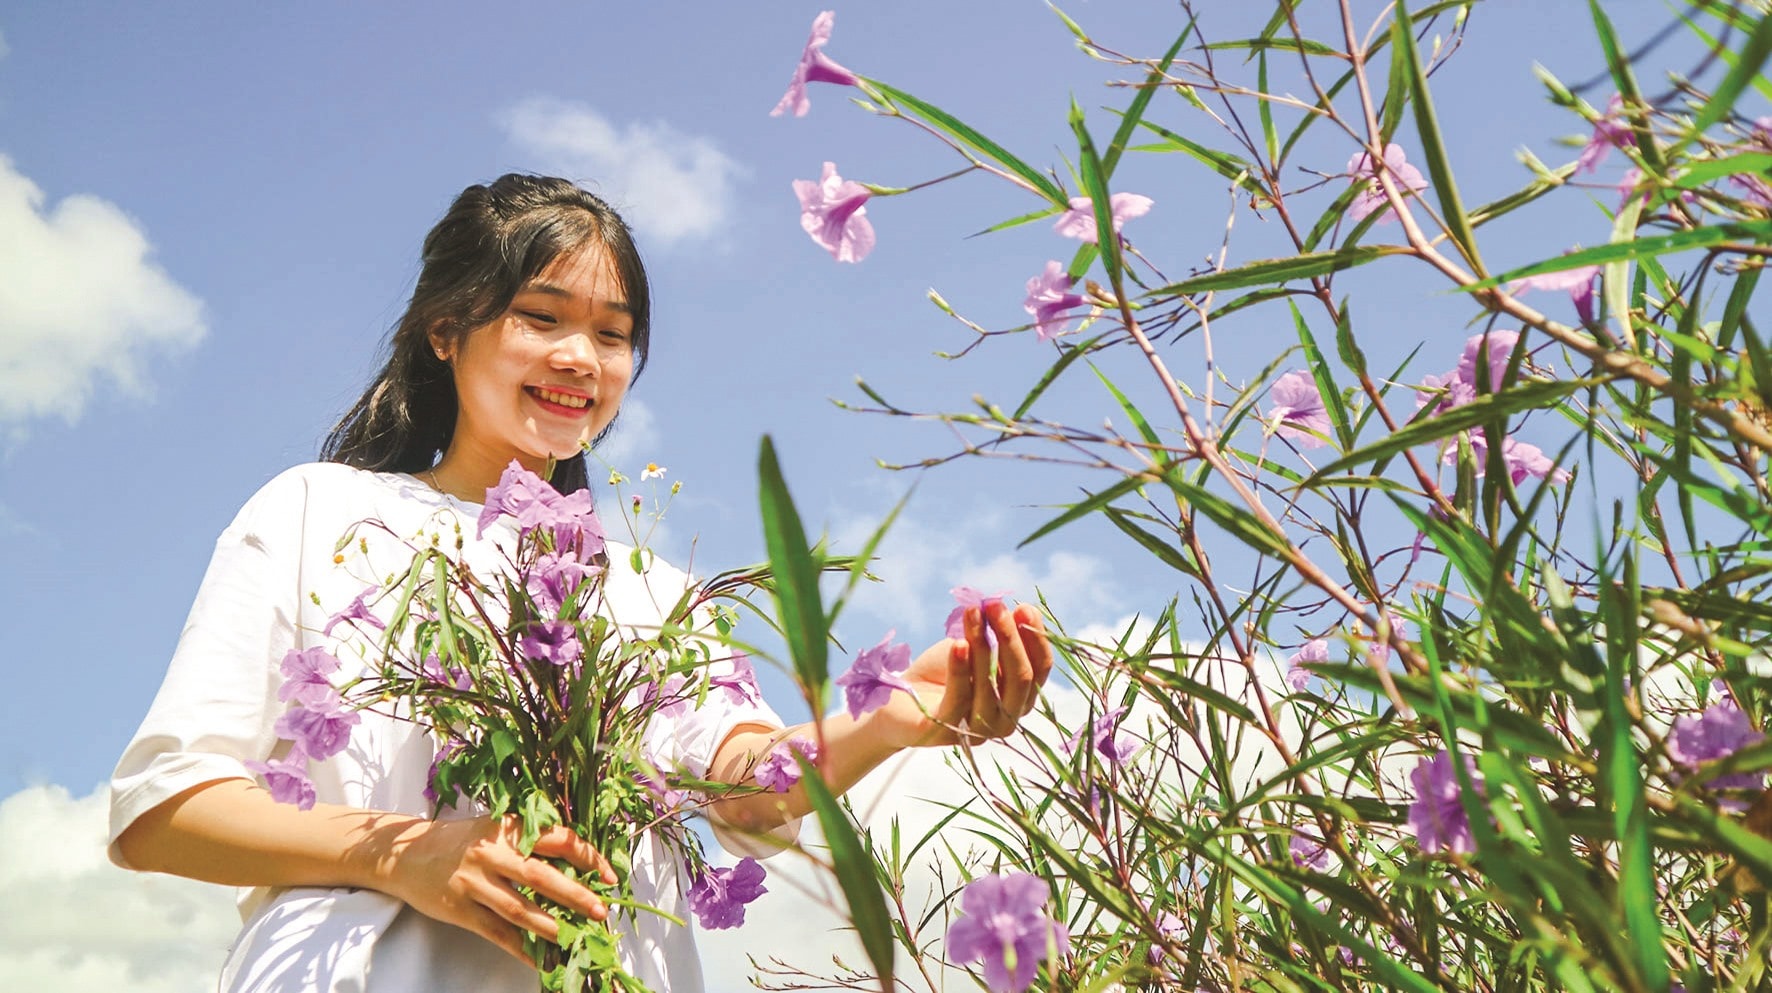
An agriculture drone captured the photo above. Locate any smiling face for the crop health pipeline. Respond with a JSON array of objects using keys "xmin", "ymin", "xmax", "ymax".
[{"xmin": 431, "ymin": 243, "xmax": 635, "ymax": 477}]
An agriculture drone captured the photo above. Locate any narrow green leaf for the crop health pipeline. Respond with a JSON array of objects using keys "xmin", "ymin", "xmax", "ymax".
[
  {"xmin": 1204, "ymin": 37, "xmax": 1343, "ymax": 57},
  {"xmin": 1091, "ymin": 364, "xmax": 1163, "ymax": 450},
  {"xmin": 1465, "ymin": 221, "xmax": 1772, "ymax": 291},
  {"xmin": 1103, "ymin": 26, "xmax": 1192, "ymax": 177},
  {"xmin": 1152, "ymin": 245, "xmax": 1407, "ymax": 296},
  {"xmin": 1133, "ymin": 118, "xmax": 1263, "ymax": 195},
  {"xmin": 1393, "ymin": 1, "xmax": 1485, "ymax": 273},
  {"xmin": 796, "ymin": 759, "xmax": 896, "ymax": 991},
  {"xmin": 1290, "ymin": 301, "xmax": 1353, "ymax": 449},
  {"xmin": 1257, "ymin": 50, "xmax": 1278, "ymax": 165},
  {"xmin": 1013, "ymin": 332, "xmax": 1109, "ymax": 419},
  {"xmin": 1587, "ymin": 0, "xmax": 1666, "ymax": 176},
  {"xmin": 1676, "ymin": 8, "xmax": 1772, "ymax": 154},
  {"xmin": 1071, "ymin": 99, "xmax": 1124, "ymax": 286},
  {"xmin": 869, "ymin": 79, "xmax": 1066, "ymax": 205},
  {"xmin": 1101, "ymin": 508, "xmax": 1201, "ymax": 579},
  {"xmin": 757, "ymin": 436, "xmax": 829, "ymax": 709},
  {"xmin": 1020, "ymin": 473, "xmax": 1150, "ymax": 548},
  {"xmin": 1307, "ymin": 378, "xmax": 1601, "ymax": 482}
]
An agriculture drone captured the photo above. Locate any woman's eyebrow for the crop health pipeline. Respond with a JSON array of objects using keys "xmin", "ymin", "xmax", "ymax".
[{"xmin": 521, "ymin": 282, "xmax": 631, "ymax": 313}]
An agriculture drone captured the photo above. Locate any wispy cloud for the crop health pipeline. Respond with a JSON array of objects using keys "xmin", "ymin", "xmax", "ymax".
[
  {"xmin": 0, "ymin": 156, "xmax": 206, "ymax": 434},
  {"xmin": 500, "ymin": 98, "xmax": 746, "ymax": 249},
  {"xmin": 0, "ymin": 784, "xmax": 237, "ymax": 993}
]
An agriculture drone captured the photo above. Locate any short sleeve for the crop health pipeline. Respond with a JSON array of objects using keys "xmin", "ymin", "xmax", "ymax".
[{"xmin": 108, "ymin": 469, "xmax": 311, "ymax": 868}]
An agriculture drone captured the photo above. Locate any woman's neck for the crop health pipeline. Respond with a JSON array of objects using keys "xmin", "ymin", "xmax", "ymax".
[{"xmin": 427, "ymin": 442, "xmax": 548, "ymax": 503}]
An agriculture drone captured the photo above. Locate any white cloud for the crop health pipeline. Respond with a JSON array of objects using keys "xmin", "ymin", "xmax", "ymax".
[
  {"xmin": 828, "ymin": 500, "xmax": 1126, "ymax": 641},
  {"xmin": 500, "ymin": 98, "xmax": 745, "ymax": 248},
  {"xmin": 0, "ymin": 784, "xmax": 238, "ymax": 993},
  {"xmin": 591, "ymin": 396, "xmax": 660, "ymax": 470},
  {"xmin": 0, "ymin": 156, "xmax": 206, "ymax": 432}
]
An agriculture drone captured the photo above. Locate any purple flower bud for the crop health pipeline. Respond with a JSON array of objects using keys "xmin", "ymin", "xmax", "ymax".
[
  {"xmin": 755, "ymin": 737, "xmax": 819, "ymax": 793},
  {"xmin": 1408, "ymin": 749, "xmax": 1482, "ymax": 855}
]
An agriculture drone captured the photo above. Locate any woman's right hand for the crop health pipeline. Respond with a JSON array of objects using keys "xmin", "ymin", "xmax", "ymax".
[{"xmin": 380, "ymin": 815, "xmax": 618, "ymax": 964}]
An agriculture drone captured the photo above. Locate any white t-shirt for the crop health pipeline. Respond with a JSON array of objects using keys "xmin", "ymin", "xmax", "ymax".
[{"xmin": 109, "ymin": 463, "xmax": 791, "ymax": 993}]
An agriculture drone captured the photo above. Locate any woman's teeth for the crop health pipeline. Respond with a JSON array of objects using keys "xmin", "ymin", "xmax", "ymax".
[{"xmin": 533, "ymin": 388, "xmax": 588, "ymax": 409}]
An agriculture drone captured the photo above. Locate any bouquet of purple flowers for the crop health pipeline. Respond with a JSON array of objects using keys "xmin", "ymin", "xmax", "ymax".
[{"xmin": 251, "ymin": 460, "xmax": 777, "ymax": 992}]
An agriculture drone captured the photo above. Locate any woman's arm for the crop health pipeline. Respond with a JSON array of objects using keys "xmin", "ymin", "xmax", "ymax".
[
  {"xmin": 705, "ymin": 600, "xmax": 1053, "ymax": 834},
  {"xmin": 115, "ymin": 778, "xmax": 617, "ymax": 964}
]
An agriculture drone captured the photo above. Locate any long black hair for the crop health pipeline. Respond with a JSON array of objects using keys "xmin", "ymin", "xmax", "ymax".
[{"xmin": 322, "ymin": 174, "xmax": 651, "ymax": 495}]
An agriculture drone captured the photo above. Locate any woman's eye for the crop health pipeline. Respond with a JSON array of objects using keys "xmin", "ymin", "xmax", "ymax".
[
  {"xmin": 599, "ymin": 329, "xmax": 630, "ymax": 343},
  {"xmin": 518, "ymin": 310, "xmax": 557, "ymax": 325}
]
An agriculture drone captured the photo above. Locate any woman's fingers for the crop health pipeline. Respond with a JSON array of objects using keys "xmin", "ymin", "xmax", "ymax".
[
  {"xmin": 531, "ymin": 825, "xmax": 617, "ymax": 886},
  {"xmin": 1013, "ymin": 604, "xmax": 1054, "ymax": 716},
  {"xmin": 994, "ymin": 603, "xmax": 1038, "ymax": 721},
  {"xmin": 967, "ymin": 604, "xmax": 1012, "ymax": 738}
]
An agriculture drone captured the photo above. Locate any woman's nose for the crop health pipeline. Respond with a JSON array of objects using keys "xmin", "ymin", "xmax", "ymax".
[{"xmin": 550, "ymin": 331, "xmax": 598, "ymax": 373}]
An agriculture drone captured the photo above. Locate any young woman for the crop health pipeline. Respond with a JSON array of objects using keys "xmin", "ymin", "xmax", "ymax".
[{"xmin": 108, "ymin": 174, "xmax": 1054, "ymax": 993}]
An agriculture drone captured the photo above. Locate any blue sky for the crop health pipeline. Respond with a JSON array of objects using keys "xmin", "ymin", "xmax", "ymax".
[{"xmin": 0, "ymin": 1, "xmax": 1728, "ymax": 989}]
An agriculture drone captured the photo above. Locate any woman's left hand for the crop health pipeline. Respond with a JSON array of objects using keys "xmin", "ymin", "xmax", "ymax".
[{"xmin": 877, "ymin": 600, "xmax": 1054, "ymax": 748}]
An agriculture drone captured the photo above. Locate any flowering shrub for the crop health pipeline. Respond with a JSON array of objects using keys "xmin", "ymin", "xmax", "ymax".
[{"xmin": 756, "ymin": 3, "xmax": 1772, "ymax": 992}]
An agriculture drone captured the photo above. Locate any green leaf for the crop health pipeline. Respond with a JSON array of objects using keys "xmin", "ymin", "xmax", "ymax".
[
  {"xmin": 1669, "ymin": 151, "xmax": 1772, "ymax": 189},
  {"xmin": 1013, "ymin": 332, "xmax": 1109, "ymax": 419},
  {"xmin": 1471, "ymin": 221, "xmax": 1772, "ymax": 292},
  {"xmin": 1151, "ymin": 245, "xmax": 1407, "ymax": 296},
  {"xmin": 1675, "ymin": 8, "xmax": 1772, "ymax": 155},
  {"xmin": 797, "ymin": 758, "xmax": 896, "ymax": 991},
  {"xmin": 1587, "ymin": 0, "xmax": 1666, "ymax": 176},
  {"xmin": 1103, "ymin": 26, "xmax": 1192, "ymax": 177},
  {"xmin": 1101, "ymin": 507, "xmax": 1201, "ymax": 578},
  {"xmin": 1290, "ymin": 301, "xmax": 1353, "ymax": 449},
  {"xmin": 1132, "ymin": 119, "xmax": 1263, "ymax": 196},
  {"xmin": 1020, "ymin": 473, "xmax": 1151, "ymax": 548},
  {"xmin": 1204, "ymin": 37, "xmax": 1343, "ymax": 57},
  {"xmin": 757, "ymin": 436, "xmax": 829, "ymax": 709},
  {"xmin": 1070, "ymin": 99, "xmax": 1124, "ymax": 286},
  {"xmin": 828, "ymin": 490, "xmax": 909, "ymax": 630},
  {"xmin": 1307, "ymin": 377, "xmax": 1602, "ymax": 482},
  {"xmin": 869, "ymin": 79, "xmax": 1066, "ymax": 205},
  {"xmin": 1161, "ymin": 471, "xmax": 1292, "ymax": 559},
  {"xmin": 1392, "ymin": 1, "xmax": 1484, "ymax": 273}
]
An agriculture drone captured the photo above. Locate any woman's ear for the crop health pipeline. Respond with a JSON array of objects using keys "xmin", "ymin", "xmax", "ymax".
[{"xmin": 427, "ymin": 328, "xmax": 453, "ymax": 364}]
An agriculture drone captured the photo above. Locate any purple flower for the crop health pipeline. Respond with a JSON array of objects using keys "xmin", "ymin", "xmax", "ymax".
[
  {"xmin": 247, "ymin": 744, "xmax": 317, "ymax": 810},
  {"xmin": 1449, "ymin": 434, "xmax": 1571, "ymax": 485},
  {"xmin": 794, "ymin": 162, "xmax": 875, "ymax": 263},
  {"xmin": 1418, "ymin": 331, "xmax": 1523, "ymax": 413},
  {"xmin": 275, "ymin": 696, "xmax": 361, "ymax": 761},
  {"xmin": 835, "ymin": 630, "xmax": 914, "ymax": 719},
  {"xmin": 1577, "ymin": 95, "xmax": 1635, "ymax": 174},
  {"xmin": 1064, "ymin": 706, "xmax": 1136, "ymax": 766},
  {"xmin": 1366, "ymin": 611, "xmax": 1410, "ymax": 666},
  {"xmin": 1053, "ymin": 193, "xmax": 1153, "ymax": 244},
  {"xmin": 526, "ymin": 552, "xmax": 594, "ymax": 615},
  {"xmin": 1408, "ymin": 749, "xmax": 1482, "ymax": 855},
  {"xmin": 478, "ymin": 461, "xmax": 557, "ymax": 538},
  {"xmin": 423, "ymin": 737, "xmax": 466, "ymax": 806},
  {"xmin": 755, "ymin": 737, "xmax": 819, "ymax": 793},
  {"xmin": 420, "ymin": 653, "xmax": 472, "ymax": 692},
  {"xmin": 474, "ymin": 461, "xmax": 607, "ymax": 558},
  {"xmin": 277, "ymin": 646, "xmax": 343, "ymax": 708},
  {"xmin": 1730, "ymin": 174, "xmax": 1772, "ymax": 209},
  {"xmin": 769, "ymin": 11, "xmax": 858, "ymax": 118},
  {"xmin": 710, "ymin": 651, "xmax": 765, "ymax": 707},
  {"xmin": 1023, "ymin": 261, "xmax": 1087, "ymax": 342},
  {"xmin": 322, "ymin": 586, "xmax": 385, "ymax": 638},
  {"xmin": 946, "ymin": 586, "xmax": 1011, "ymax": 641},
  {"xmin": 1146, "ymin": 910, "xmax": 1184, "ymax": 965},
  {"xmin": 1268, "ymin": 370, "xmax": 1332, "ymax": 449},
  {"xmin": 643, "ymin": 673, "xmax": 692, "ymax": 718},
  {"xmin": 1667, "ymin": 698, "xmax": 1767, "ymax": 811},
  {"xmin": 688, "ymin": 857, "xmax": 769, "ymax": 930},
  {"xmin": 1347, "ymin": 144, "xmax": 1428, "ymax": 222},
  {"xmin": 1290, "ymin": 831, "xmax": 1330, "ymax": 871},
  {"xmin": 518, "ymin": 619, "xmax": 582, "ymax": 668},
  {"xmin": 944, "ymin": 873, "xmax": 1070, "ymax": 993},
  {"xmin": 1286, "ymin": 639, "xmax": 1329, "ymax": 692},
  {"xmin": 1509, "ymin": 264, "xmax": 1601, "ymax": 324}
]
